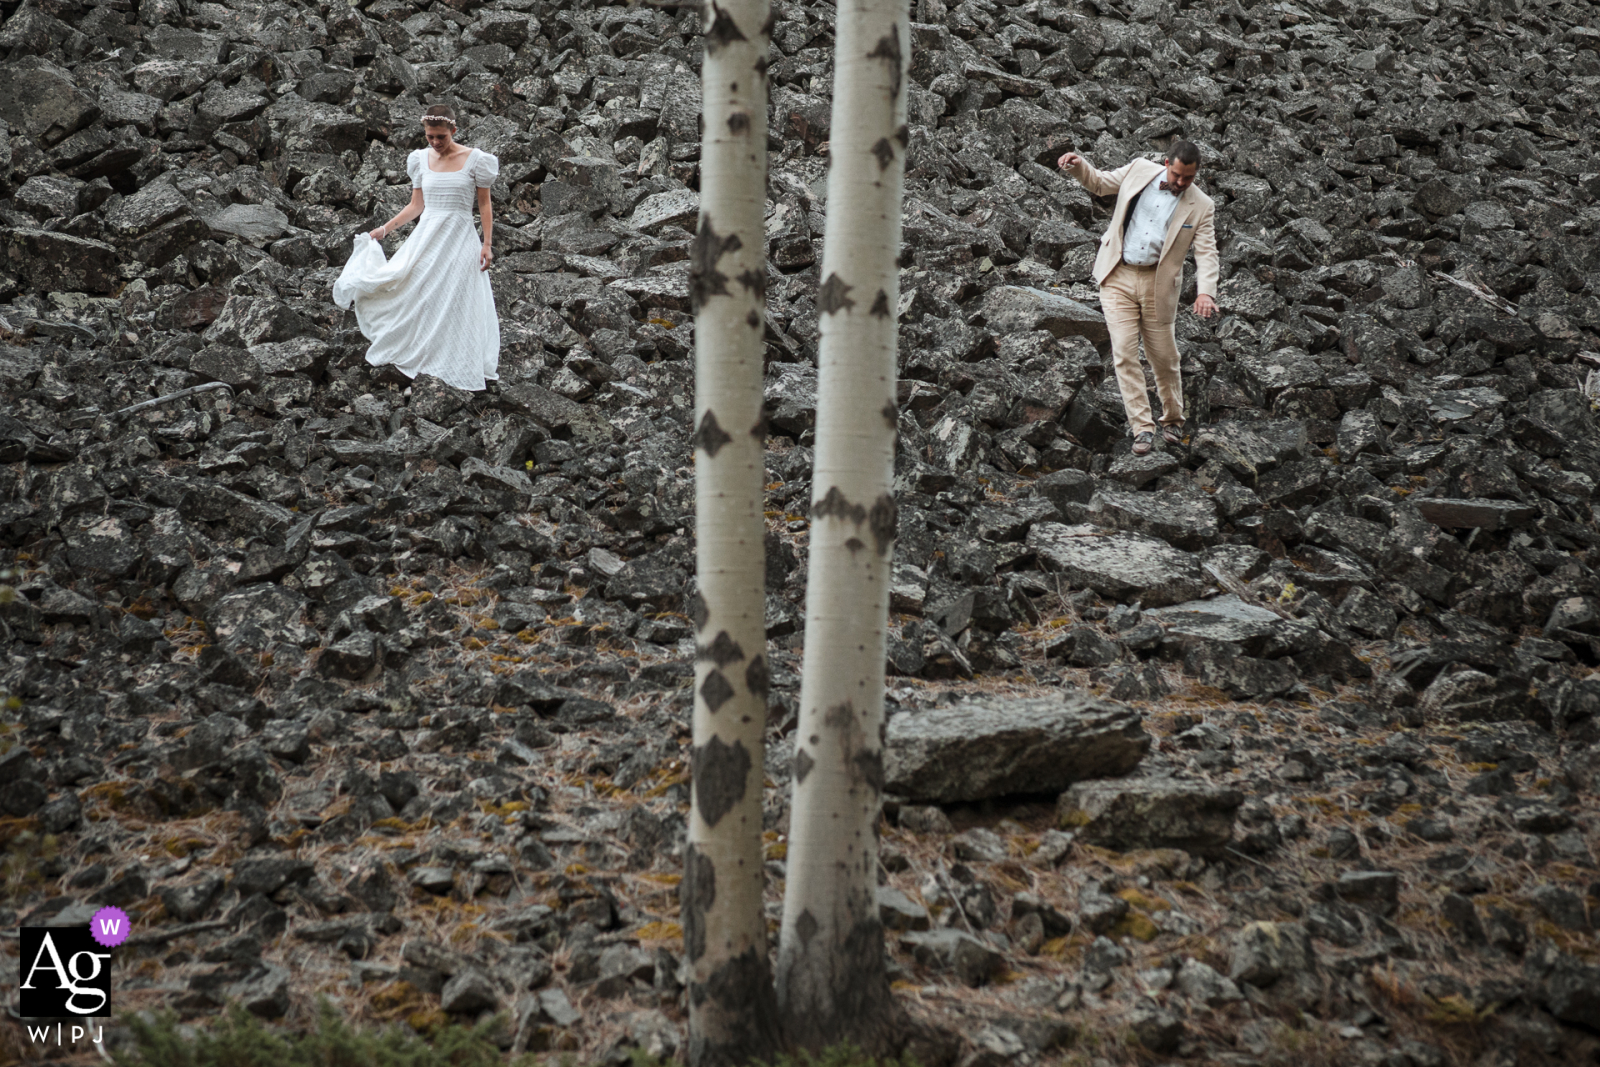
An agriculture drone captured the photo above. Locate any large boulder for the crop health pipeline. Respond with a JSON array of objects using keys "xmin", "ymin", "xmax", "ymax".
[
  {"xmin": 976, "ymin": 286, "xmax": 1109, "ymax": 346},
  {"xmin": 1147, "ymin": 596, "xmax": 1311, "ymax": 658},
  {"xmin": 1086, "ymin": 488, "xmax": 1220, "ymax": 549},
  {"xmin": 0, "ymin": 58, "xmax": 99, "ymax": 145},
  {"xmin": 205, "ymin": 584, "xmax": 317, "ymax": 652},
  {"xmin": 1026, "ymin": 523, "xmax": 1207, "ymax": 607},
  {"xmin": 1058, "ymin": 778, "xmax": 1242, "ymax": 857},
  {"xmin": 885, "ymin": 694, "xmax": 1149, "ymax": 803},
  {"xmin": 0, "ymin": 229, "xmax": 119, "ymax": 294}
]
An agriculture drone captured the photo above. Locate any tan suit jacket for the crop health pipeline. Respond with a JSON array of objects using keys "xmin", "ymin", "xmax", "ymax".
[{"xmin": 1063, "ymin": 156, "xmax": 1220, "ymax": 324}]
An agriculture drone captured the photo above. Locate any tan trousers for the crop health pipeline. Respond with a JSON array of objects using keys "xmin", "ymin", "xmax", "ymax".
[{"xmin": 1100, "ymin": 261, "xmax": 1183, "ymax": 437}]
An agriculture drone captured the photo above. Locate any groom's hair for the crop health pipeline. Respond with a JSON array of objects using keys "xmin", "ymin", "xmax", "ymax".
[
  {"xmin": 1167, "ymin": 139, "xmax": 1201, "ymax": 167},
  {"xmin": 422, "ymin": 104, "xmax": 458, "ymax": 127}
]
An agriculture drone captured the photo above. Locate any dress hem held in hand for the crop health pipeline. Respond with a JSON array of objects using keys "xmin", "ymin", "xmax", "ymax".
[{"xmin": 333, "ymin": 146, "xmax": 501, "ymax": 393}]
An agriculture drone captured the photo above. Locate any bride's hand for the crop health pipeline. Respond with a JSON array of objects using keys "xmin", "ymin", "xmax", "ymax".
[
  {"xmin": 368, "ymin": 227, "xmax": 387, "ymax": 241},
  {"xmin": 480, "ymin": 244, "xmax": 493, "ymax": 271}
]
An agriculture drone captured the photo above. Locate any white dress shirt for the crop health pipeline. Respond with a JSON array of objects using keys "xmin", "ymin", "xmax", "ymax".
[{"xmin": 1121, "ymin": 172, "xmax": 1181, "ymax": 266}]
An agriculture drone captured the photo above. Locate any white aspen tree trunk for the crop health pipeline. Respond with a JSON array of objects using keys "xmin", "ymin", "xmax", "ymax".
[
  {"xmin": 775, "ymin": 0, "xmax": 910, "ymax": 1051},
  {"xmin": 684, "ymin": 0, "xmax": 781, "ymax": 1062}
]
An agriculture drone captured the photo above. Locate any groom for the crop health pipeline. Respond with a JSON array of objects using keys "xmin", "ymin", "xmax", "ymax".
[{"xmin": 1058, "ymin": 140, "xmax": 1220, "ymax": 455}]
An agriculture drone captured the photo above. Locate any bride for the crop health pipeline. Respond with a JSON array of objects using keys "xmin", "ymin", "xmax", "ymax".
[{"xmin": 333, "ymin": 104, "xmax": 501, "ymax": 392}]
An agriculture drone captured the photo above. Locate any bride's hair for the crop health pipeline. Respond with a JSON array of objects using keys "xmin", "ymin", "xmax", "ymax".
[{"xmin": 421, "ymin": 104, "xmax": 458, "ymax": 129}]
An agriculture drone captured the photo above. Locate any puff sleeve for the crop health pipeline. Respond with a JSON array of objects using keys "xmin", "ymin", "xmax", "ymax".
[
  {"xmin": 472, "ymin": 150, "xmax": 500, "ymax": 189},
  {"xmin": 407, "ymin": 149, "xmax": 424, "ymax": 189}
]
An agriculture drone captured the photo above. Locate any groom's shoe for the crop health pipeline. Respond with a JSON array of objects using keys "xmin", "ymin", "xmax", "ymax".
[
  {"xmin": 1131, "ymin": 431, "xmax": 1156, "ymax": 455},
  {"xmin": 1161, "ymin": 425, "xmax": 1184, "ymax": 445}
]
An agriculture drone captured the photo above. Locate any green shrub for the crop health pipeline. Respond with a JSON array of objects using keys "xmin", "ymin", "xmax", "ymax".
[
  {"xmin": 113, "ymin": 1000, "xmax": 514, "ymax": 1067},
  {"xmin": 113, "ymin": 999, "xmax": 925, "ymax": 1067}
]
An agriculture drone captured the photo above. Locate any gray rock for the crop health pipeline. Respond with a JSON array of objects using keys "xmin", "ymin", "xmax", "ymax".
[
  {"xmin": 1192, "ymin": 422, "xmax": 1281, "ymax": 479},
  {"xmin": 877, "ymin": 886, "xmax": 930, "ymax": 931},
  {"xmin": 441, "ymin": 968, "xmax": 500, "ymax": 1013},
  {"xmin": 1182, "ymin": 642, "xmax": 1297, "ymax": 700},
  {"xmin": 1414, "ymin": 497, "xmax": 1539, "ymax": 531},
  {"xmin": 0, "ymin": 58, "xmax": 99, "ymax": 145},
  {"xmin": 1147, "ymin": 595, "xmax": 1307, "ymax": 657},
  {"xmin": 207, "ymin": 203, "xmax": 292, "ymax": 243},
  {"xmin": 1103, "ymin": 448, "xmax": 1180, "ymax": 488},
  {"xmin": 885, "ymin": 694, "xmax": 1149, "ymax": 803},
  {"xmin": 976, "ymin": 286, "xmax": 1109, "ymax": 346},
  {"xmin": 1336, "ymin": 871, "xmax": 1400, "ymax": 917},
  {"xmin": 1175, "ymin": 957, "xmax": 1243, "ymax": 1006},
  {"xmin": 1126, "ymin": 1008, "xmax": 1183, "ymax": 1054},
  {"xmin": 1059, "ymin": 778, "xmax": 1242, "ymax": 858},
  {"xmin": 206, "ymin": 584, "xmax": 317, "ymax": 652},
  {"xmin": 628, "ymin": 190, "xmax": 698, "ymax": 233},
  {"xmin": 228, "ymin": 962, "xmax": 291, "ymax": 1018},
  {"xmin": 1027, "ymin": 523, "xmax": 1207, "ymax": 607},
  {"xmin": 1229, "ymin": 921, "xmax": 1317, "ymax": 988},
  {"xmin": 1235, "ymin": 347, "xmax": 1325, "ymax": 401},
  {"xmin": 1086, "ymin": 487, "xmax": 1220, "ymax": 549},
  {"xmin": 951, "ymin": 827, "xmax": 1008, "ymax": 864},
  {"xmin": 899, "ymin": 929, "xmax": 1006, "ymax": 987}
]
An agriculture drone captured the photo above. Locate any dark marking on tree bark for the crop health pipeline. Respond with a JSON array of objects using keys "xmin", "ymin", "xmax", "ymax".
[
  {"xmin": 812, "ymin": 485, "xmax": 866, "ymax": 525},
  {"xmin": 854, "ymin": 747, "xmax": 885, "ymax": 792},
  {"xmin": 824, "ymin": 701, "xmax": 856, "ymax": 732},
  {"xmin": 868, "ymin": 493, "xmax": 897, "ymax": 556},
  {"xmin": 689, "ymin": 946, "xmax": 783, "ymax": 1067},
  {"xmin": 870, "ymin": 137, "xmax": 895, "ymax": 171},
  {"xmin": 682, "ymin": 844, "xmax": 714, "ymax": 963},
  {"xmin": 795, "ymin": 907, "xmax": 819, "ymax": 945},
  {"xmin": 699, "ymin": 629, "xmax": 745, "ymax": 667},
  {"xmin": 895, "ymin": 124, "xmax": 910, "ymax": 148},
  {"xmin": 817, "ymin": 272, "xmax": 855, "ymax": 314},
  {"xmin": 704, "ymin": 1, "xmax": 747, "ymax": 50},
  {"xmin": 844, "ymin": 536, "xmax": 865, "ymax": 554},
  {"xmin": 793, "ymin": 746, "xmax": 814, "ymax": 784},
  {"xmin": 881, "ymin": 401, "xmax": 899, "ymax": 428},
  {"xmin": 737, "ymin": 268, "xmax": 767, "ymax": 299},
  {"xmin": 693, "ymin": 409, "xmax": 734, "ymax": 457},
  {"xmin": 689, "ymin": 593, "xmax": 709, "ymax": 632},
  {"xmin": 869, "ymin": 289, "xmax": 891, "ymax": 317},
  {"xmin": 750, "ymin": 414, "xmax": 767, "ymax": 441},
  {"xmin": 728, "ymin": 111, "xmax": 750, "ymax": 135},
  {"xmin": 690, "ymin": 217, "xmax": 741, "ymax": 311},
  {"xmin": 746, "ymin": 308, "xmax": 761, "ymax": 329},
  {"xmin": 701, "ymin": 669, "xmax": 736, "ymax": 712},
  {"xmin": 754, "ymin": 55, "xmax": 770, "ymax": 76},
  {"xmin": 760, "ymin": 9, "xmax": 777, "ymax": 36},
  {"xmin": 745, "ymin": 655, "xmax": 769, "ymax": 700},
  {"xmin": 866, "ymin": 31, "xmax": 902, "ymax": 100},
  {"xmin": 693, "ymin": 734, "xmax": 751, "ymax": 828}
]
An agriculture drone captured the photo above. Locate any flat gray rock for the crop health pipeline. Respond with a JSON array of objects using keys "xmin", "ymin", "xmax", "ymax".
[
  {"xmin": 628, "ymin": 189, "xmax": 698, "ymax": 233},
  {"xmin": 1026, "ymin": 523, "xmax": 1207, "ymax": 607},
  {"xmin": 206, "ymin": 583, "xmax": 317, "ymax": 652},
  {"xmin": 1059, "ymin": 778, "xmax": 1243, "ymax": 857},
  {"xmin": 1146, "ymin": 595, "xmax": 1311, "ymax": 656},
  {"xmin": 1103, "ymin": 449, "xmax": 1179, "ymax": 488},
  {"xmin": 977, "ymin": 285, "xmax": 1109, "ymax": 346},
  {"xmin": 207, "ymin": 202, "xmax": 290, "ymax": 243},
  {"xmin": 1087, "ymin": 487, "xmax": 1220, "ymax": 549},
  {"xmin": 885, "ymin": 693, "xmax": 1149, "ymax": 803},
  {"xmin": 1415, "ymin": 497, "xmax": 1539, "ymax": 531},
  {"xmin": 1235, "ymin": 346, "xmax": 1325, "ymax": 400},
  {"xmin": 1192, "ymin": 422, "xmax": 1280, "ymax": 478}
]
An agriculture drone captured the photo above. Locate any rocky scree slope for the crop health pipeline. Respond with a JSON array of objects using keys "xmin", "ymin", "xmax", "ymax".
[{"xmin": 1, "ymin": 0, "xmax": 1600, "ymax": 1060}]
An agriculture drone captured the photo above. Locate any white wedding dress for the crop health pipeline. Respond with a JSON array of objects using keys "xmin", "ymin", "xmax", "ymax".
[{"xmin": 333, "ymin": 146, "xmax": 501, "ymax": 392}]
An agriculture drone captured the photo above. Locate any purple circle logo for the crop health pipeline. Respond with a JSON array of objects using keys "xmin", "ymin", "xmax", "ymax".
[{"xmin": 89, "ymin": 906, "xmax": 130, "ymax": 948}]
